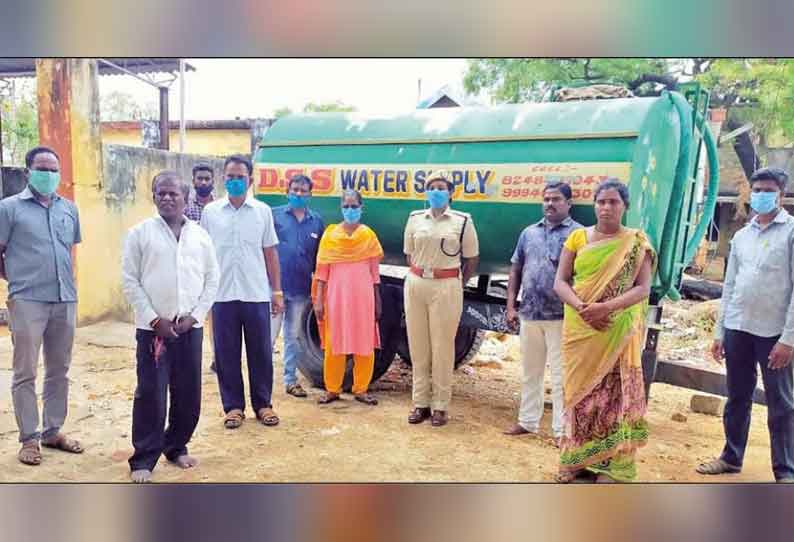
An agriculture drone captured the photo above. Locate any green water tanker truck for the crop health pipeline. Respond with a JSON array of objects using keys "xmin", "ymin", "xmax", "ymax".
[{"xmin": 253, "ymin": 86, "xmax": 719, "ymax": 397}]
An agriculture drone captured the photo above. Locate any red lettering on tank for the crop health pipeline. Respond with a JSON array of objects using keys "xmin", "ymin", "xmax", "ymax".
[
  {"xmin": 258, "ymin": 168, "xmax": 279, "ymax": 190},
  {"xmin": 284, "ymin": 168, "xmax": 305, "ymax": 188},
  {"xmin": 311, "ymin": 169, "xmax": 333, "ymax": 193}
]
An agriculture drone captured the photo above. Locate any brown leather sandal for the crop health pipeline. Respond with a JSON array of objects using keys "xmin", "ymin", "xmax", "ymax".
[
  {"xmin": 256, "ymin": 407, "xmax": 280, "ymax": 426},
  {"xmin": 18, "ymin": 440, "xmax": 42, "ymax": 466},
  {"xmin": 224, "ymin": 409, "xmax": 245, "ymax": 429},
  {"xmin": 286, "ymin": 384, "xmax": 308, "ymax": 398},
  {"xmin": 41, "ymin": 433, "xmax": 84, "ymax": 454}
]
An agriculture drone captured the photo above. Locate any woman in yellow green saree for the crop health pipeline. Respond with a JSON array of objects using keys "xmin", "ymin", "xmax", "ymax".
[{"xmin": 553, "ymin": 179, "xmax": 656, "ymax": 483}]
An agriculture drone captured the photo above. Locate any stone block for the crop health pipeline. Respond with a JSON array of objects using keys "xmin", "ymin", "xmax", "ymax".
[{"xmin": 690, "ymin": 394, "xmax": 725, "ymax": 416}]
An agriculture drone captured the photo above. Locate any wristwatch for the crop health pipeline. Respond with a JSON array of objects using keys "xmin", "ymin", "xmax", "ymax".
[{"xmin": 272, "ymin": 290, "xmax": 284, "ymax": 297}]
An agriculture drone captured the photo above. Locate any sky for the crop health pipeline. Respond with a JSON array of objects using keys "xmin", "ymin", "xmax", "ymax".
[{"xmin": 98, "ymin": 59, "xmax": 473, "ymax": 120}]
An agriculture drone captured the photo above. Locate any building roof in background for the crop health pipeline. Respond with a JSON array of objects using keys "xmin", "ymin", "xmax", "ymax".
[
  {"xmin": 0, "ymin": 58, "xmax": 195, "ymax": 79},
  {"xmin": 102, "ymin": 119, "xmax": 268, "ymax": 131},
  {"xmin": 417, "ymin": 85, "xmax": 462, "ymax": 108}
]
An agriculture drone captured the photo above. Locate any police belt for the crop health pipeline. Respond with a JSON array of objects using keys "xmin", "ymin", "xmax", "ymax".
[{"xmin": 410, "ymin": 265, "xmax": 460, "ymax": 279}]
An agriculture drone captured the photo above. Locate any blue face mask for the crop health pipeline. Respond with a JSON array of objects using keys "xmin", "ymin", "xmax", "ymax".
[
  {"xmin": 750, "ymin": 191, "xmax": 778, "ymax": 214},
  {"xmin": 426, "ymin": 188, "xmax": 450, "ymax": 209},
  {"xmin": 225, "ymin": 177, "xmax": 248, "ymax": 198},
  {"xmin": 342, "ymin": 207, "xmax": 362, "ymax": 224},
  {"xmin": 288, "ymin": 193, "xmax": 310, "ymax": 209},
  {"xmin": 195, "ymin": 184, "xmax": 214, "ymax": 198},
  {"xmin": 28, "ymin": 170, "xmax": 61, "ymax": 195}
]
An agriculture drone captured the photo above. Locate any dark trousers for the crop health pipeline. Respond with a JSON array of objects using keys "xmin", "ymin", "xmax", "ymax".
[
  {"xmin": 212, "ymin": 301, "xmax": 273, "ymax": 414},
  {"xmin": 721, "ymin": 328, "xmax": 794, "ymax": 480},
  {"xmin": 129, "ymin": 328, "xmax": 203, "ymax": 472}
]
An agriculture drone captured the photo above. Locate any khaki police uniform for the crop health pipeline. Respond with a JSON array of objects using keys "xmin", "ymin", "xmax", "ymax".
[{"xmin": 403, "ymin": 206, "xmax": 479, "ymax": 412}]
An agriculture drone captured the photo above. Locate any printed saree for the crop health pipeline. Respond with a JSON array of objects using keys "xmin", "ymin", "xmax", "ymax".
[{"xmin": 559, "ymin": 228, "xmax": 656, "ymax": 482}]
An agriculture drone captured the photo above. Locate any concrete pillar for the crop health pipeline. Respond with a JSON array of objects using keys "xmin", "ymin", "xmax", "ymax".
[
  {"xmin": 36, "ymin": 59, "xmax": 103, "ymax": 199},
  {"xmin": 159, "ymin": 86, "xmax": 170, "ymax": 150},
  {"xmin": 35, "ymin": 59, "xmax": 104, "ymax": 325}
]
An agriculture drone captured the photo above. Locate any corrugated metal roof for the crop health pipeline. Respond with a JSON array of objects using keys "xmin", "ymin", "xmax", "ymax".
[{"xmin": 0, "ymin": 58, "xmax": 194, "ymax": 78}]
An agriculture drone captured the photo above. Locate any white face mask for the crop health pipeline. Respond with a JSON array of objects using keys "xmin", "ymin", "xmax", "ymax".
[{"xmin": 750, "ymin": 191, "xmax": 778, "ymax": 214}]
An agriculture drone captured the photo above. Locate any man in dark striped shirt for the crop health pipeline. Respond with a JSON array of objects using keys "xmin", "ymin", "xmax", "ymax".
[{"xmin": 185, "ymin": 163, "xmax": 215, "ymax": 222}]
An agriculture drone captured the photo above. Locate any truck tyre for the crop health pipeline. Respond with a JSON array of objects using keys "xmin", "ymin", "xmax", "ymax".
[
  {"xmin": 641, "ymin": 348, "xmax": 658, "ymax": 402},
  {"xmin": 396, "ymin": 325, "xmax": 485, "ymax": 369},
  {"xmin": 294, "ymin": 285, "xmax": 400, "ymax": 390}
]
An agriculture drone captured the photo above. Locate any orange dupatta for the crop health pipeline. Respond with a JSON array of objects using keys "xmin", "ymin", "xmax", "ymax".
[
  {"xmin": 316, "ymin": 223, "xmax": 384, "ymax": 265},
  {"xmin": 311, "ymin": 223, "xmax": 384, "ymax": 347}
]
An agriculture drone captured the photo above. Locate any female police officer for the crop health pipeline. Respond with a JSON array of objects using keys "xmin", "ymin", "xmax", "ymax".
[{"xmin": 403, "ymin": 170, "xmax": 479, "ymax": 427}]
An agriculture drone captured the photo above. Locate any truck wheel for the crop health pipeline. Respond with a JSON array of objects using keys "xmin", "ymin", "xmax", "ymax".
[
  {"xmin": 453, "ymin": 326, "xmax": 485, "ymax": 368},
  {"xmin": 396, "ymin": 325, "xmax": 485, "ymax": 369},
  {"xmin": 641, "ymin": 348, "xmax": 658, "ymax": 402},
  {"xmin": 294, "ymin": 289, "xmax": 398, "ymax": 390}
]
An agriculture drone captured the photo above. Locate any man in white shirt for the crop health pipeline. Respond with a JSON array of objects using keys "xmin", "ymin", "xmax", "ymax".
[
  {"xmin": 121, "ymin": 170, "xmax": 219, "ymax": 483},
  {"xmin": 201, "ymin": 155, "xmax": 284, "ymax": 430}
]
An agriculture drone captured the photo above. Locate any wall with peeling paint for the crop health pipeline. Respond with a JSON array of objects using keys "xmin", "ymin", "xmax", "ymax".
[
  {"xmin": 29, "ymin": 60, "xmax": 271, "ymax": 326},
  {"xmin": 102, "ymin": 126, "xmax": 253, "ymax": 155},
  {"xmin": 76, "ymin": 144, "xmax": 226, "ymax": 325}
]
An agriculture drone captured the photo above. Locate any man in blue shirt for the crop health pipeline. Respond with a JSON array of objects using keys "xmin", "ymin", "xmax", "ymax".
[
  {"xmin": 503, "ymin": 182, "xmax": 582, "ymax": 445},
  {"xmin": 0, "ymin": 146, "xmax": 84, "ymax": 465},
  {"xmin": 271, "ymin": 174, "xmax": 325, "ymax": 398},
  {"xmin": 698, "ymin": 167, "xmax": 794, "ymax": 482}
]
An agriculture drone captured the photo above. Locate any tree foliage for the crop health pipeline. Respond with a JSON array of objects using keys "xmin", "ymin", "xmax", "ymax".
[
  {"xmin": 274, "ymin": 101, "xmax": 357, "ymax": 120},
  {"xmin": 273, "ymin": 106, "xmax": 293, "ymax": 118},
  {"xmin": 695, "ymin": 59, "xmax": 794, "ymax": 143},
  {"xmin": 464, "ymin": 58, "xmax": 794, "ymax": 145},
  {"xmin": 464, "ymin": 59, "xmax": 678, "ymax": 103},
  {"xmin": 302, "ymin": 101, "xmax": 356, "ymax": 113},
  {"xmin": 100, "ymin": 91, "xmax": 158, "ymax": 121},
  {"xmin": 1, "ymin": 83, "xmax": 38, "ymax": 165},
  {"xmin": 273, "ymin": 101, "xmax": 357, "ymax": 119}
]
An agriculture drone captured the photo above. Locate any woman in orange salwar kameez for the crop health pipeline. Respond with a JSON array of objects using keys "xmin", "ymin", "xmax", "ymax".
[{"xmin": 313, "ymin": 190, "xmax": 384, "ymax": 406}]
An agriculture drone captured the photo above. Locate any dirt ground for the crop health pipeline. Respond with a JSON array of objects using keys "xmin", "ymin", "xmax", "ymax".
[{"xmin": 0, "ymin": 301, "xmax": 781, "ymax": 483}]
